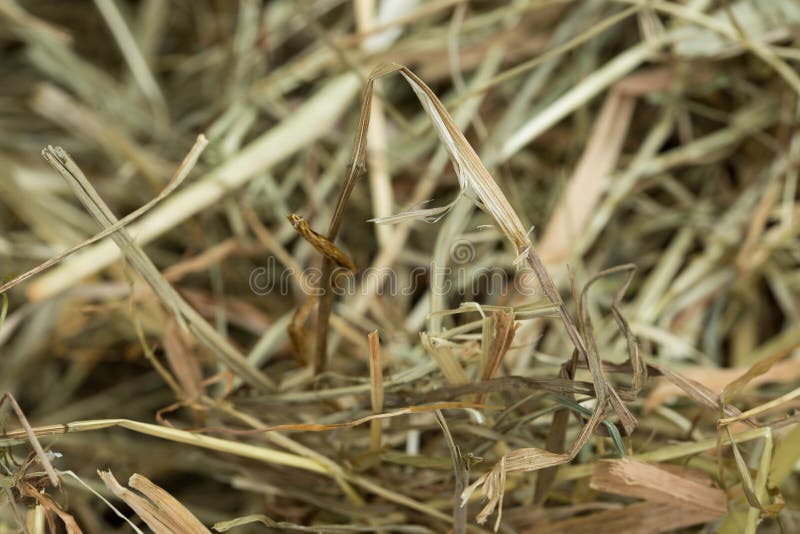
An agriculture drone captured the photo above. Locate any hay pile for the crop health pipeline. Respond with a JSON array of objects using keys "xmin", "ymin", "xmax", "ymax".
[{"xmin": 1, "ymin": 1, "xmax": 799, "ymax": 532}]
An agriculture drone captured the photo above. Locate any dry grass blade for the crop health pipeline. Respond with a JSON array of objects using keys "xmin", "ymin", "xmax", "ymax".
[
  {"xmin": 717, "ymin": 425, "xmax": 782, "ymax": 530},
  {"xmin": 719, "ymin": 386, "xmax": 800, "ymax": 426},
  {"xmin": 213, "ymin": 514, "xmax": 278, "ymax": 530},
  {"xmin": 649, "ymin": 364, "xmax": 741, "ymax": 422},
  {"xmin": 0, "ymin": 418, "xmax": 330, "ymax": 474},
  {"xmin": 397, "ymin": 375, "xmax": 596, "ymax": 405},
  {"xmin": 92, "ymin": 0, "xmax": 166, "ymax": 113},
  {"xmin": 374, "ymin": 64, "xmax": 531, "ymax": 249}
]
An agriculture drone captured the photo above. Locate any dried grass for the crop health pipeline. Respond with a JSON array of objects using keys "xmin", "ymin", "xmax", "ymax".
[{"xmin": 0, "ymin": 1, "xmax": 799, "ymax": 533}]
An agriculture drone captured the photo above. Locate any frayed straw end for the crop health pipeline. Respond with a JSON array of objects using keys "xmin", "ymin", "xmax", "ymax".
[{"xmin": 369, "ymin": 193, "xmax": 463, "ymax": 225}]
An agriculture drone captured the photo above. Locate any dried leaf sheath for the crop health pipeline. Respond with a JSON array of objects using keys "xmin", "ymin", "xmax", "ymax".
[{"xmin": 287, "ymin": 214, "xmax": 356, "ymax": 271}]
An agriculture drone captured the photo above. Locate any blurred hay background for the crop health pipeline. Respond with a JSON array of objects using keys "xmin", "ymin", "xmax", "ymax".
[{"xmin": 0, "ymin": 1, "xmax": 799, "ymax": 532}]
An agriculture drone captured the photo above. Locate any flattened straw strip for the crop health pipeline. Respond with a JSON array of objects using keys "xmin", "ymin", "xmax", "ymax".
[{"xmin": 590, "ymin": 459, "xmax": 727, "ymax": 516}]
